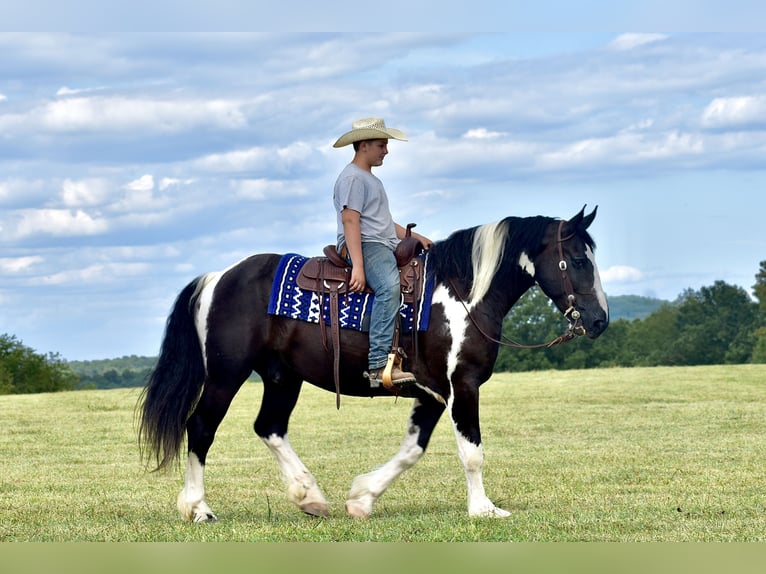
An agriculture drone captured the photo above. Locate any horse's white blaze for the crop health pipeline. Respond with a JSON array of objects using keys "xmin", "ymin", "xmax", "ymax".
[
  {"xmin": 262, "ymin": 433, "xmax": 328, "ymax": 512},
  {"xmin": 518, "ymin": 251, "xmax": 535, "ymax": 277},
  {"xmin": 346, "ymin": 413, "xmax": 425, "ymax": 518},
  {"xmin": 178, "ymin": 452, "xmax": 217, "ymax": 522},
  {"xmin": 586, "ymin": 245, "xmax": 609, "ymax": 319}
]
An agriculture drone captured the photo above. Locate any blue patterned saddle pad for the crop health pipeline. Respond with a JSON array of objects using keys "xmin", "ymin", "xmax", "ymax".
[{"xmin": 267, "ymin": 253, "xmax": 434, "ymax": 333}]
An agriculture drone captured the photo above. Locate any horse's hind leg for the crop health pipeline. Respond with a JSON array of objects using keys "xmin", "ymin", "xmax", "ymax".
[
  {"xmin": 254, "ymin": 371, "xmax": 329, "ymax": 517},
  {"xmin": 345, "ymin": 398, "xmax": 445, "ymax": 518},
  {"xmin": 179, "ymin": 381, "xmax": 243, "ymax": 523}
]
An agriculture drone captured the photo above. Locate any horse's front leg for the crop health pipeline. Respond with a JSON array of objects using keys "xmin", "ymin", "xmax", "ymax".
[
  {"xmin": 260, "ymin": 433, "xmax": 329, "ymax": 517},
  {"xmin": 345, "ymin": 398, "xmax": 445, "ymax": 518},
  {"xmin": 450, "ymin": 385, "xmax": 510, "ymax": 518}
]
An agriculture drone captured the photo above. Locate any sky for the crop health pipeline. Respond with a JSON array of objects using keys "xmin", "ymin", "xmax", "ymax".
[{"xmin": 2, "ymin": 30, "xmax": 766, "ymax": 360}]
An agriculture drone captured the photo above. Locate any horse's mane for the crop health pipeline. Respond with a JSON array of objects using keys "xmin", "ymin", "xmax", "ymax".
[{"xmin": 430, "ymin": 215, "xmax": 562, "ymax": 305}]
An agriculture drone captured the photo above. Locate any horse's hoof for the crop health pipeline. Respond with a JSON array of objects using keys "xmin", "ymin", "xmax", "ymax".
[
  {"xmin": 192, "ymin": 511, "xmax": 219, "ymax": 523},
  {"xmin": 301, "ymin": 502, "xmax": 329, "ymax": 517},
  {"xmin": 345, "ymin": 501, "xmax": 370, "ymax": 519}
]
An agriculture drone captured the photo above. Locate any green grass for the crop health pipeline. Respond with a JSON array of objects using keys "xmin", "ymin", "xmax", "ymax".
[{"xmin": 1, "ymin": 365, "xmax": 764, "ymax": 541}]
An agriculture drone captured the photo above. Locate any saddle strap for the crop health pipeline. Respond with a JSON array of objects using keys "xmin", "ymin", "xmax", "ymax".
[{"xmin": 329, "ymin": 287, "xmax": 342, "ymax": 409}]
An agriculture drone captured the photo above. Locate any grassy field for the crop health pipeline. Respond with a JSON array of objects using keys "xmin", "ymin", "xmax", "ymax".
[{"xmin": 1, "ymin": 364, "xmax": 764, "ymax": 542}]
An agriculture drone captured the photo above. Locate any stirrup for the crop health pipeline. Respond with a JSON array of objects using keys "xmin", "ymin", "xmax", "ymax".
[{"xmin": 382, "ymin": 347, "xmax": 409, "ymax": 389}]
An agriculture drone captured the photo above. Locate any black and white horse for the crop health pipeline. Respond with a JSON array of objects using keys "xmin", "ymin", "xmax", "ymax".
[{"xmin": 138, "ymin": 206, "xmax": 608, "ymax": 521}]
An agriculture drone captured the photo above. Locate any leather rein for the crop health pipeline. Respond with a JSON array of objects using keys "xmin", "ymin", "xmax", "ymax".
[{"xmin": 449, "ymin": 220, "xmax": 585, "ymax": 350}]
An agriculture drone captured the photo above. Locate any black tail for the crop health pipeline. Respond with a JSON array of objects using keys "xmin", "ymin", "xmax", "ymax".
[{"xmin": 138, "ymin": 276, "xmax": 208, "ymax": 472}]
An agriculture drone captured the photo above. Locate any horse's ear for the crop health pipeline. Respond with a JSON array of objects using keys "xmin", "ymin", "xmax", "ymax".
[
  {"xmin": 580, "ymin": 205, "xmax": 598, "ymax": 230},
  {"xmin": 563, "ymin": 205, "xmax": 597, "ymax": 236}
]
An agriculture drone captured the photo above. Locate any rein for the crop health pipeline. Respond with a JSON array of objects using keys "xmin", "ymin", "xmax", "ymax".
[{"xmin": 449, "ymin": 219, "xmax": 584, "ymax": 350}]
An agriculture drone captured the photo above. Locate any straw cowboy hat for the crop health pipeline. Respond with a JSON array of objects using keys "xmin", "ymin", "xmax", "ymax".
[{"xmin": 333, "ymin": 117, "xmax": 408, "ymax": 148}]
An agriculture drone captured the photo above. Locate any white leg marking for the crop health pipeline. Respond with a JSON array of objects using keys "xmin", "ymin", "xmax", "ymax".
[
  {"xmin": 262, "ymin": 434, "xmax": 329, "ymax": 517},
  {"xmin": 452, "ymin": 428, "xmax": 510, "ymax": 518},
  {"xmin": 346, "ymin": 407, "xmax": 425, "ymax": 518},
  {"xmin": 177, "ymin": 452, "xmax": 218, "ymax": 523}
]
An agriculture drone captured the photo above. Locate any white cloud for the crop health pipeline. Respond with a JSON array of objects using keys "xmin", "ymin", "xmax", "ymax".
[
  {"xmin": 61, "ymin": 178, "xmax": 110, "ymax": 207},
  {"xmin": 0, "ymin": 93, "xmax": 7, "ymax": 103},
  {"xmin": 0, "ymin": 255, "xmax": 43, "ymax": 273},
  {"xmin": 536, "ymin": 130, "xmax": 703, "ymax": 170},
  {"xmin": 56, "ymin": 86, "xmax": 108, "ymax": 97},
  {"xmin": 232, "ymin": 178, "xmax": 309, "ymax": 200},
  {"xmin": 609, "ymin": 33, "xmax": 668, "ymax": 51},
  {"xmin": 125, "ymin": 174, "xmax": 154, "ymax": 192},
  {"xmin": 8, "ymin": 96, "xmax": 250, "ymax": 134},
  {"xmin": 38, "ymin": 262, "xmax": 151, "ymax": 286},
  {"xmin": 116, "ymin": 174, "xmax": 167, "ymax": 212},
  {"xmin": 159, "ymin": 177, "xmax": 195, "ymax": 191},
  {"xmin": 14, "ymin": 208, "xmax": 108, "ymax": 238},
  {"xmin": 195, "ymin": 142, "xmax": 313, "ymax": 173},
  {"xmin": 601, "ymin": 265, "xmax": 644, "ymax": 283},
  {"xmin": 701, "ymin": 95, "xmax": 766, "ymax": 129},
  {"xmin": 463, "ymin": 127, "xmax": 505, "ymax": 140}
]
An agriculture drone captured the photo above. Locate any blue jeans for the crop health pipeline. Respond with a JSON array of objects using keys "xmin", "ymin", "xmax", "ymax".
[{"xmin": 358, "ymin": 242, "xmax": 400, "ymax": 370}]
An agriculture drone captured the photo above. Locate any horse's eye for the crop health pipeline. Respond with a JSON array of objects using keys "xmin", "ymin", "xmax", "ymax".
[{"xmin": 571, "ymin": 258, "xmax": 588, "ymax": 270}]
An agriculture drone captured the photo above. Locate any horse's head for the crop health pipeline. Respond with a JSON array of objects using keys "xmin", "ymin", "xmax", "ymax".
[{"xmin": 531, "ymin": 206, "xmax": 609, "ymax": 339}]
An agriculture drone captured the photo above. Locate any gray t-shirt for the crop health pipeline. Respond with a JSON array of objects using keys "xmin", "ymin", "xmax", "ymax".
[{"xmin": 334, "ymin": 163, "xmax": 398, "ymax": 251}]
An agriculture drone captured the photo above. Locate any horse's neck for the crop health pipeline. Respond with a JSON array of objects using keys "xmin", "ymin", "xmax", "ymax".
[{"xmin": 479, "ymin": 263, "xmax": 535, "ymax": 319}]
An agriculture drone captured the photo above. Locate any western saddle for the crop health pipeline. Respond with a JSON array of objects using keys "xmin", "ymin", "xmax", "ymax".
[{"xmin": 295, "ymin": 224, "xmax": 426, "ymax": 408}]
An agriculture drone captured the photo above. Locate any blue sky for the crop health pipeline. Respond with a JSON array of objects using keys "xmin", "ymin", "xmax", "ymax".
[{"xmin": 2, "ymin": 31, "xmax": 766, "ymax": 360}]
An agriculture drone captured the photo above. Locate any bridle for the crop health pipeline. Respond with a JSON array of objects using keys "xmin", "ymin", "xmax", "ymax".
[
  {"xmin": 449, "ymin": 219, "xmax": 585, "ymax": 350},
  {"xmin": 556, "ymin": 219, "xmax": 586, "ymax": 337}
]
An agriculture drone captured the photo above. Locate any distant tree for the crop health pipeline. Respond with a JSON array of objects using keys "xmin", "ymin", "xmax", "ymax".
[
  {"xmin": 750, "ymin": 261, "xmax": 766, "ymax": 363},
  {"xmin": 623, "ymin": 303, "xmax": 682, "ymax": 366},
  {"xmin": 753, "ymin": 260, "xmax": 766, "ymax": 313},
  {"xmin": 495, "ymin": 286, "xmax": 594, "ymax": 372},
  {"xmin": 0, "ymin": 334, "xmax": 78, "ymax": 394},
  {"xmin": 751, "ymin": 326, "xmax": 766, "ymax": 364},
  {"xmin": 0, "ymin": 361, "xmax": 14, "ymax": 394},
  {"xmin": 670, "ymin": 281, "xmax": 758, "ymax": 365},
  {"xmin": 576, "ymin": 318, "xmax": 631, "ymax": 367}
]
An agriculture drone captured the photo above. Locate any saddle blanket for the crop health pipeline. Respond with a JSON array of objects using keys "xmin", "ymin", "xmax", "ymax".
[{"xmin": 267, "ymin": 253, "xmax": 434, "ymax": 333}]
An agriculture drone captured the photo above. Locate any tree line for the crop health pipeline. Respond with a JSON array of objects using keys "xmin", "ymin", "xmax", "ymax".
[
  {"xmin": 495, "ymin": 261, "xmax": 766, "ymax": 372},
  {"xmin": 2, "ymin": 261, "xmax": 765, "ymax": 394},
  {"xmin": 0, "ymin": 334, "xmax": 78, "ymax": 394}
]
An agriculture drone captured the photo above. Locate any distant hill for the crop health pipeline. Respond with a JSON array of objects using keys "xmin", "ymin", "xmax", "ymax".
[
  {"xmin": 66, "ymin": 354, "xmax": 261, "ymax": 389},
  {"xmin": 66, "ymin": 355, "xmax": 156, "ymax": 389},
  {"xmin": 607, "ymin": 294, "xmax": 669, "ymax": 321},
  {"xmin": 67, "ymin": 355, "xmax": 156, "ymax": 376}
]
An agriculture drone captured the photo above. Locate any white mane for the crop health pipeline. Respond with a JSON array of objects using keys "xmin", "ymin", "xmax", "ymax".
[{"xmin": 468, "ymin": 219, "xmax": 508, "ymax": 305}]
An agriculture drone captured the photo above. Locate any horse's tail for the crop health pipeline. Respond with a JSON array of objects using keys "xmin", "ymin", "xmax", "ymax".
[{"xmin": 137, "ymin": 275, "xmax": 209, "ymax": 472}]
